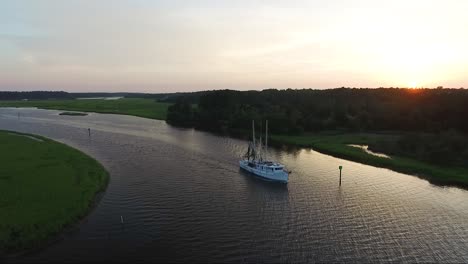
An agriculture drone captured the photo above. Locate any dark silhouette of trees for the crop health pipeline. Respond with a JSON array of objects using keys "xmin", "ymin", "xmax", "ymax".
[
  {"xmin": 168, "ymin": 88, "xmax": 468, "ymax": 134},
  {"xmin": 0, "ymin": 91, "xmax": 72, "ymax": 100},
  {"xmin": 166, "ymin": 98, "xmax": 195, "ymax": 127}
]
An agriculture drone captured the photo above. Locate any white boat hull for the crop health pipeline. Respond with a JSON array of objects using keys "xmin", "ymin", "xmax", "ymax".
[{"xmin": 239, "ymin": 160, "xmax": 289, "ymax": 183}]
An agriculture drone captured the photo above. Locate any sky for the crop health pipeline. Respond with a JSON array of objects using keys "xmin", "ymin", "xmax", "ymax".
[{"xmin": 1, "ymin": 0, "xmax": 468, "ymax": 92}]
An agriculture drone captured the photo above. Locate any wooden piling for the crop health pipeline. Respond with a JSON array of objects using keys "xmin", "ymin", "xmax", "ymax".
[{"xmin": 339, "ymin": 166, "xmax": 343, "ymax": 186}]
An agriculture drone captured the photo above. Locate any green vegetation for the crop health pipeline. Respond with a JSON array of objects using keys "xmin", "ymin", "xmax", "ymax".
[
  {"xmin": 0, "ymin": 131, "xmax": 109, "ymax": 252},
  {"xmin": 166, "ymin": 98, "xmax": 196, "ymax": 127},
  {"xmin": 368, "ymin": 130, "xmax": 468, "ymax": 168},
  {"xmin": 166, "ymin": 89, "xmax": 468, "ymax": 187},
  {"xmin": 271, "ymin": 132, "xmax": 468, "ymax": 187},
  {"xmin": 59, "ymin": 112, "xmax": 88, "ymax": 116},
  {"xmin": 2, "ymin": 88, "xmax": 468, "ymax": 187},
  {"xmin": 167, "ymin": 88, "xmax": 468, "ymax": 134},
  {"xmin": 0, "ymin": 98, "xmax": 171, "ymax": 120}
]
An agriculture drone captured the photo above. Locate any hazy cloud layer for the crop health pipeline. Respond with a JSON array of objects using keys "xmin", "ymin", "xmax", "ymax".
[{"xmin": 1, "ymin": 0, "xmax": 467, "ymax": 92}]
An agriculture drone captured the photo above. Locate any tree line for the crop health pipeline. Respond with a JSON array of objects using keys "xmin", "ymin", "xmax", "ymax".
[
  {"xmin": 167, "ymin": 88, "xmax": 468, "ymax": 168},
  {"xmin": 0, "ymin": 91, "xmax": 72, "ymax": 100},
  {"xmin": 167, "ymin": 88, "xmax": 468, "ymax": 134},
  {"xmin": 0, "ymin": 91, "xmax": 172, "ymax": 100}
]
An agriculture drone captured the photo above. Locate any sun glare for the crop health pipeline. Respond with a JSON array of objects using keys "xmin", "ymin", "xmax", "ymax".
[{"xmin": 409, "ymin": 82, "xmax": 419, "ymax": 88}]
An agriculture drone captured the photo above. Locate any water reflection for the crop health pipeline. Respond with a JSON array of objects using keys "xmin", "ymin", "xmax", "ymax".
[{"xmin": 239, "ymin": 169, "xmax": 289, "ymax": 193}]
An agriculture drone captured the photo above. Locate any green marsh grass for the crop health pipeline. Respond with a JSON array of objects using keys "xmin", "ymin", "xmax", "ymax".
[
  {"xmin": 0, "ymin": 98, "xmax": 170, "ymax": 120},
  {"xmin": 0, "ymin": 131, "xmax": 109, "ymax": 252},
  {"xmin": 271, "ymin": 132, "xmax": 468, "ymax": 187}
]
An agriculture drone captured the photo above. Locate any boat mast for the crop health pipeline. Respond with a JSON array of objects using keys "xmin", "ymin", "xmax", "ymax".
[
  {"xmin": 259, "ymin": 121, "xmax": 263, "ymax": 161},
  {"xmin": 252, "ymin": 120, "xmax": 256, "ymax": 149},
  {"xmin": 259, "ymin": 135, "xmax": 263, "ymax": 161},
  {"xmin": 265, "ymin": 120, "xmax": 268, "ymax": 160}
]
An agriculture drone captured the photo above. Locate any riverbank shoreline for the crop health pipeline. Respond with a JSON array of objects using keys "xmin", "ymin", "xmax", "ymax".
[
  {"xmin": 2, "ymin": 105, "xmax": 467, "ymax": 189},
  {"xmin": 0, "ymin": 130, "xmax": 109, "ymax": 256},
  {"xmin": 59, "ymin": 112, "xmax": 88, "ymax": 116},
  {"xmin": 270, "ymin": 133, "xmax": 468, "ymax": 189},
  {"xmin": 4, "ymin": 191, "xmax": 107, "ymax": 261},
  {"xmin": 182, "ymin": 127, "xmax": 468, "ymax": 190}
]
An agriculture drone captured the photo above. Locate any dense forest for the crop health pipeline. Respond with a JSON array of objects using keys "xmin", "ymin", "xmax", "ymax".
[
  {"xmin": 167, "ymin": 88, "xmax": 468, "ymax": 168},
  {"xmin": 168, "ymin": 88, "xmax": 468, "ymax": 134}
]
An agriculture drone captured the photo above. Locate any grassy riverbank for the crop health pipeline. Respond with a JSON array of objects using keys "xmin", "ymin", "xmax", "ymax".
[
  {"xmin": 1, "ymin": 97, "xmax": 467, "ymax": 188},
  {"xmin": 59, "ymin": 112, "xmax": 88, "ymax": 116},
  {"xmin": 0, "ymin": 98, "xmax": 170, "ymax": 120},
  {"xmin": 271, "ymin": 132, "xmax": 468, "ymax": 187},
  {"xmin": 0, "ymin": 131, "xmax": 109, "ymax": 252}
]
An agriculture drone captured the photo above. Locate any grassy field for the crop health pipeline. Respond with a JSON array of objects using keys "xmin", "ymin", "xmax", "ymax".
[
  {"xmin": 0, "ymin": 98, "xmax": 170, "ymax": 120},
  {"xmin": 0, "ymin": 130, "xmax": 109, "ymax": 252},
  {"xmin": 271, "ymin": 132, "xmax": 468, "ymax": 187}
]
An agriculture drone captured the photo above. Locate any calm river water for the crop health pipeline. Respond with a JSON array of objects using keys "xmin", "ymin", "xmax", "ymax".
[{"xmin": 1, "ymin": 108, "xmax": 467, "ymax": 263}]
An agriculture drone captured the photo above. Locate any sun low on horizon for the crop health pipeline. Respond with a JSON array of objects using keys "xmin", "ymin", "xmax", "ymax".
[
  {"xmin": 1, "ymin": 0, "xmax": 468, "ymax": 92},
  {"xmin": 409, "ymin": 82, "xmax": 420, "ymax": 89}
]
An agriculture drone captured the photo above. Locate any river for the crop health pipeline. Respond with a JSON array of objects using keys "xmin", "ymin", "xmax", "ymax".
[{"xmin": 1, "ymin": 108, "xmax": 467, "ymax": 263}]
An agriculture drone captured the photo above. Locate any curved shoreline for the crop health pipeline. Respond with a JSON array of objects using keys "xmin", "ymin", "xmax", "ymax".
[
  {"xmin": 268, "ymin": 135, "xmax": 468, "ymax": 190},
  {"xmin": 4, "ymin": 191, "xmax": 107, "ymax": 261},
  {"xmin": 0, "ymin": 130, "xmax": 110, "ymax": 256},
  {"xmin": 3, "ymin": 105, "xmax": 467, "ymax": 189},
  {"xmin": 171, "ymin": 125, "xmax": 468, "ymax": 190}
]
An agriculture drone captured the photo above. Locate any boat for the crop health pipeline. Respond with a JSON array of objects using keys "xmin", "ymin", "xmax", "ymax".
[{"xmin": 239, "ymin": 120, "xmax": 289, "ymax": 183}]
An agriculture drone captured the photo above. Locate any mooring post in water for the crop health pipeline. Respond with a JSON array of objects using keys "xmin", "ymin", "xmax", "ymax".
[
  {"xmin": 121, "ymin": 215, "xmax": 124, "ymax": 224},
  {"xmin": 339, "ymin": 166, "xmax": 343, "ymax": 186},
  {"xmin": 88, "ymin": 128, "xmax": 91, "ymax": 137}
]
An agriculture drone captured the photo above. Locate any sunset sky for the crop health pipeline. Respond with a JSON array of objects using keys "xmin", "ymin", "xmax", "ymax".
[{"xmin": 1, "ymin": 0, "xmax": 468, "ymax": 92}]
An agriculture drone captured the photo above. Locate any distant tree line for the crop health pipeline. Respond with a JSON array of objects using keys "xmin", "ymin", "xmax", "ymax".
[
  {"xmin": 0, "ymin": 90, "xmax": 231, "ymax": 102},
  {"xmin": 0, "ymin": 91, "xmax": 72, "ymax": 100},
  {"xmin": 0, "ymin": 91, "xmax": 174, "ymax": 100},
  {"xmin": 167, "ymin": 88, "xmax": 468, "ymax": 134}
]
